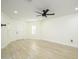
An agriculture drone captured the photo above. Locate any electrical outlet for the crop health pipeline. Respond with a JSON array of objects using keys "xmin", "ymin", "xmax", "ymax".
[{"xmin": 70, "ymin": 40, "xmax": 73, "ymax": 43}]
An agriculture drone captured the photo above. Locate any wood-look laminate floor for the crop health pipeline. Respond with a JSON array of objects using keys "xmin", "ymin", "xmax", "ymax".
[{"xmin": 1, "ymin": 39, "xmax": 78, "ymax": 59}]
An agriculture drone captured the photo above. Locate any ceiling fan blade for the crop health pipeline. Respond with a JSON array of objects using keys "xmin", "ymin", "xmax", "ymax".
[
  {"xmin": 45, "ymin": 9, "xmax": 49, "ymax": 13},
  {"xmin": 35, "ymin": 11, "xmax": 42, "ymax": 14},
  {"xmin": 46, "ymin": 13, "xmax": 55, "ymax": 15}
]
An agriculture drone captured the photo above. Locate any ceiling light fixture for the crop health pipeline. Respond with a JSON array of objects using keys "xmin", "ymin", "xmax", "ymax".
[
  {"xmin": 14, "ymin": 10, "xmax": 18, "ymax": 14},
  {"xmin": 75, "ymin": 8, "xmax": 78, "ymax": 11}
]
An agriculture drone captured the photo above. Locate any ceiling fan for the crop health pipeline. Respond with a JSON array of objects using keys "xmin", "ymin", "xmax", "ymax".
[{"xmin": 35, "ymin": 9, "xmax": 55, "ymax": 17}]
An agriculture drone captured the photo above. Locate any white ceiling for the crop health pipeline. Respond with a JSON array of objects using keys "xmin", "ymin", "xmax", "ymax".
[{"xmin": 2, "ymin": 0, "xmax": 78, "ymax": 21}]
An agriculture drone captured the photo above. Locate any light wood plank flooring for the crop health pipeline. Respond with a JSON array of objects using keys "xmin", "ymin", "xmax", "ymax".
[{"xmin": 1, "ymin": 39, "xmax": 78, "ymax": 59}]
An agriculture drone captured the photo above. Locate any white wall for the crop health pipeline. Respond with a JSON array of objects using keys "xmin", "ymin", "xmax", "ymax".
[
  {"xmin": 1, "ymin": 12, "xmax": 41, "ymax": 48},
  {"xmin": 1, "ymin": 12, "xmax": 11, "ymax": 48},
  {"xmin": 1, "ymin": 12, "xmax": 78, "ymax": 48},
  {"xmin": 41, "ymin": 13, "xmax": 78, "ymax": 47}
]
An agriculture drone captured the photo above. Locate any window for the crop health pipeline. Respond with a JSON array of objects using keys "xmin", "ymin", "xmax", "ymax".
[{"xmin": 32, "ymin": 25, "xmax": 36, "ymax": 34}]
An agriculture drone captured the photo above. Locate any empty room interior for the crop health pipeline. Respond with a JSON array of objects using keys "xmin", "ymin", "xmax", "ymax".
[{"xmin": 1, "ymin": 0, "xmax": 78, "ymax": 59}]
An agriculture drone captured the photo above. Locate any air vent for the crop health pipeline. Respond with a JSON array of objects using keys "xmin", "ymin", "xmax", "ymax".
[{"xmin": 25, "ymin": 0, "xmax": 32, "ymax": 2}]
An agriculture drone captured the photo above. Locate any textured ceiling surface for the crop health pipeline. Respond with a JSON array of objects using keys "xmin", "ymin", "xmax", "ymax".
[{"xmin": 2, "ymin": 0, "xmax": 78, "ymax": 21}]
